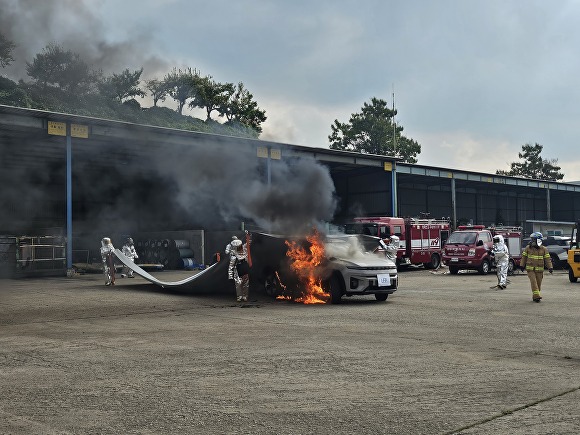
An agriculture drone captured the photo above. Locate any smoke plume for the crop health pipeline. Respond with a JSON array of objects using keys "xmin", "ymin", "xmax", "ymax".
[{"xmin": 0, "ymin": 0, "xmax": 169, "ymax": 80}]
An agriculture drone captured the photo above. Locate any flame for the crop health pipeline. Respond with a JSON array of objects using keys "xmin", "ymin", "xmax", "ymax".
[{"xmin": 281, "ymin": 230, "xmax": 330, "ymax": 304}]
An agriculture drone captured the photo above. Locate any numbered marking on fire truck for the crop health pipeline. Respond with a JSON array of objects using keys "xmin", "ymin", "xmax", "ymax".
[{"xmin": 377, "ymin": 274, "xmax": 391, "ymax": 287}]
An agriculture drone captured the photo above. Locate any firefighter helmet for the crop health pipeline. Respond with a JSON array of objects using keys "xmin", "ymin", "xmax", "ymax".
[
  {"xmin": 390, "ymin": 235, "xmax": 400, "ymax": 244},
  {"xmin": 493, "ymin": 235, "xmax": 501, "ymax": 243},
  {"xmin": 530, "ymin": 232, "xmax": 543, "ymax": 240}
]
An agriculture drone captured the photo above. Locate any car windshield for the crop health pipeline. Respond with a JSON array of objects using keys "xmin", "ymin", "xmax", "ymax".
[{"xmin": 446, "ymin": 232, "xmax": 477, "ymax": 245}]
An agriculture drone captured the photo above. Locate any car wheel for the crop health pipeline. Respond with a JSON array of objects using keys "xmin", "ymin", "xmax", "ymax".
[
  {"xmin": 569, "ymin": 268, "xmax": 578, "ymax": 283},
  {"xmin": 424, "ymin": 254, "xmax": 441, "ymax": 270},
  {"xmin": 375, "ymin": 293, "xmax": 388, "ymax": 302},
  {"xmin": 328, "ymin": 274, "xmax": 343, "ymax": 304},
  {"xmin": 508, "ymin": 259, "xmax": 515, "ymax": 275},
  {"xmin": 449, "ymin": 266, "xmax": 459, "ymax": 275},
  {"xmin": 550, "ymin": 254, "xmax": 560, "ymax": 270},
  {"xmin": 478, "ymin": 259, "xmax": 490, "ymax": 275}
]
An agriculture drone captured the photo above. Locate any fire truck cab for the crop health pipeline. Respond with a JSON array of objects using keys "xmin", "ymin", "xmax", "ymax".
[
  {"xmin": 442, "ymin": 225, "xmax": 522, "ymax": 275},
  {"xmin": 343, "ymin": 217, "xmax": 450, "ymax": 269}
]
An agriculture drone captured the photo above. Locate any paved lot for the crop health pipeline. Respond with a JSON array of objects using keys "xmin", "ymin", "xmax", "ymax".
[{"xmin": 0, "ymin": 267, "xmax": 579, "ymax": 434}]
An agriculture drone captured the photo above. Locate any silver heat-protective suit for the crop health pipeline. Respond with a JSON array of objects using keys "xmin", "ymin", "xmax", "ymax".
[
  {"xmin": 491, "ymin": 235, "xmax": 510, "ymax": 287},
  {"xmin": 100, "ymin": 238, "xmax": 116, "ymax": 285},
  {"xmin": 121, "ymin": 238, "xmax": 138, "ymax": 278}
]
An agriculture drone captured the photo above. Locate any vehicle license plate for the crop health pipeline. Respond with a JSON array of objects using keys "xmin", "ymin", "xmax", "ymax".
[
  {"xmin": 377, "ymin": 274, "xmax": 391, "ymax": 286},
  {"xmin": 451, "ymin": 257, "xmax": 458, "ymax": 262}
]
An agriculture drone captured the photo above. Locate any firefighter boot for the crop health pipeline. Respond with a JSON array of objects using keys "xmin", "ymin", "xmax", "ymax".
[{"xmin": 532, "ymin": 290, "xmax": 542, "ymax": 302}]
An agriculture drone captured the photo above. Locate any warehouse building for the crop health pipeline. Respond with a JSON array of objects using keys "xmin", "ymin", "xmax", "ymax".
[{"xmin": 1, "ymin": 105, "xmax": 579, "ymax": 276}]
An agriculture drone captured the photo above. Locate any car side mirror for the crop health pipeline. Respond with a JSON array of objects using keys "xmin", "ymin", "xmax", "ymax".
[{"xmin": 477, "ymin": 240, "xmax": 484, "ymax": 246}]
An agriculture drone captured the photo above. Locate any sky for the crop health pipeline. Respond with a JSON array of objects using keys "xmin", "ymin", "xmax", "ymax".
[{"xmin": 2, "ymin": 0, "xmax": 580, "ymax": 182}]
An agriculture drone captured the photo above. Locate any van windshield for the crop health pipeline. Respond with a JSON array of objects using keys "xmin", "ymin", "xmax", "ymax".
[
  {"xmin": 446, "ymin": 232, "xmax": 477, "ymax": 245},
  {"xmin": 344, "ymin": 223, "xmax": 379, "ymax": 237}
]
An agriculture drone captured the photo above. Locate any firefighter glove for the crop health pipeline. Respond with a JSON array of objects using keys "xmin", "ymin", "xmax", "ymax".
[
  {"xmin": 520, "ymin": 266, "xmax": 526, "ymax": 272},
  {"xmin": 549, "ymin": 268, "xmax": 553, "ymax": 274}
]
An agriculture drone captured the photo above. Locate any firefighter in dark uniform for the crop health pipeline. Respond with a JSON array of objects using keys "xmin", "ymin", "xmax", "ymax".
[{"xmin": 520, "ymin": 232, "xmax": 553, "ymax": 302}]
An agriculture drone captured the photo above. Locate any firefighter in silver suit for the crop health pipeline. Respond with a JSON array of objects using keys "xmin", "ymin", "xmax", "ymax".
[
  {"xmin": 378, "ymin": 235, "xmax": 399, "ymax": 263},
  {"xmin": 100, "ymin": 237, "xmax": 116, "ymax": 286},
  {"xmin": 121, "ymin": 237, "xmax": 138, "ymax": 278},
  {"xmin": 225, "ymin": 235, "xmax": 239, "ymax": 257},
  {"xmin": 490, "ymin": 234, "xmax": 510, "ymax": 289},
  {"xmin": 228, "ymin": 237, "xmax": 250, "ymax": 302}
]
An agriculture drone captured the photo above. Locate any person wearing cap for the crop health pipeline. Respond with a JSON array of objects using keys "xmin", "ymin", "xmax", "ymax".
[
  {"xmin": 520, "ymin": 232, "xmax": 553, "ymax": 302},
  {"xmin": 228, "ymin": 236, "xmax": 251, "ymax": 302},
  {"xmin": 489, "ymin": 234, "xmax": 509, "ymax": 289},
  {"xmin": 100, "ymin": 237, "xmax": 116, "ymax": 286},
  {"xmin": 121, "ymin": 237, "xmax": 138, "ymax": 278}
]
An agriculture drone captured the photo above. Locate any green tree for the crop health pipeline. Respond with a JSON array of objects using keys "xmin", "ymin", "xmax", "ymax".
[
  {"xmin": 0, "ymin": 33, "xmax": 16, "ymax": 68},
  {"xmin": 26, "ymin": 43, "xmax": 95, "ymax": 93},
  {"xmin": 219, "ymin": 82, "xmax": 267, "ymax": 133},
  {"xmin": 189, "ymin": 75, "xmax": 234, "ymax": 121},
  {"xmin": 329, "ymin": 97, "xmax": 420, "ymax": 163},
  {"xmin": 145, "ymin": 78, "xmax": 168, "ymax": 107},
  {"xmin": 496, "ymin": 143, "xmax": 564, "ymax": 181},
  {"xmin": 163, "ymin": 67, "xmax": 199, "ymax": 115},
  {"xmin": 99, "ymin": 68, "xmax": 145, "ymax": 102}
]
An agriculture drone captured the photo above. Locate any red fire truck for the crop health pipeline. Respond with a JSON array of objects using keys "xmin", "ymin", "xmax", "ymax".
[
  {"xmin": 343, "ymin": 217, "xmax": 451, "ymax": 269},
  {"xmin": 442, "ymin": 225, "xmax": 522, "ymax": 274}
]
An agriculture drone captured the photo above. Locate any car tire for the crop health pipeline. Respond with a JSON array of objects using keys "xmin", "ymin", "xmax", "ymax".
[
  {"xmin": 375, "ymin": 293, "xmax": 388, "ymax": 302},
  {"xmin": 569, "ymin": 268, "xmax": 578, "ymax": 283},
  {"xmin": 328, "ymin": 274, "xmax": 343, "ymax": 304},
  {"xmin": 449, "ymin": 266, "xmax": 459, "ymax": 275},
  {"xmin": 508, "ymin": 259, "xmax": 515, "ymax": 275},
  {"xmin": 478, "ymin": 259, "xmax": 490, "ymax": 275},
  {"xmin": 550, "ymin": 254, "xmax": 560, "ymax": 270},
  {"xmin": 424, "ymin": 253, "xmax": 441, "ymax": 270}
]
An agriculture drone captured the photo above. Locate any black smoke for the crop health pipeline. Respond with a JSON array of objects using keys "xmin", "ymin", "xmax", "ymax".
[{"xmin": 0, "ymin": 0, "xmax": 169, "ymax": 81}]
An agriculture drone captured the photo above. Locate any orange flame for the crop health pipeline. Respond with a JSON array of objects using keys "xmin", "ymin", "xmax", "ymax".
[{"xmin": 282, "ymin": 230, "xmax": 330, "ymax": 304}]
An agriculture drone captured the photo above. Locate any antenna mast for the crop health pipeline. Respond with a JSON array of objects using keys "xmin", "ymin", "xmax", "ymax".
[{"xmin": 392, "ymin": 84, "xmax": 396, "ymax": 154}]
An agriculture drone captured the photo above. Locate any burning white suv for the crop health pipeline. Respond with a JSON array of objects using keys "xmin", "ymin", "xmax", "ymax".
[
  {"xmin": 255, "ymin": 232, "xmax": 398, "ymax": 304},
  {"xmin": 323, "ymin": 234, "xmax": 399, "ymax": 303}
]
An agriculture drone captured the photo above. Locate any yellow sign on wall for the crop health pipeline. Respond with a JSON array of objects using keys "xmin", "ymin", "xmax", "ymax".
[
  {"xmin": 384, "ymin": 162, "xmax": 393, "ymax": 171},
  {"xmin": 48, "ymin": 121, "xmax": 66, "ymax": 136},
  {"xmin": 71, "ymin": 124, "xmax": 88, "ymax": 138},
  {"xmin": 270, "ymin": 148, "xmax": 281, "ymax": 160},
  {"xmin": 257, "ymin": 146, "xmax": 269, "ymax": 158}
]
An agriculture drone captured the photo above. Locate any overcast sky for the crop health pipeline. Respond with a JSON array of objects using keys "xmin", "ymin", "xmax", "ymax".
[{"xmin": 2, "ymin": 0, "xmax": 580, "ymax": 181}]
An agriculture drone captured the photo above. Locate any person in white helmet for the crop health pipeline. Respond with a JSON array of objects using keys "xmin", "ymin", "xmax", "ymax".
[
  {"xmin": 100, "ymin": 237, "xmax": 116, "ymax": 286},
  {"xmin": 225, "ymin": 235, "xmax": 239, "ymax": 258},
  {"xmin": 489, "ymin": 234, "xmax": 510, "ymax": 289},
  {"xmin": 228, "ymin": 234, "xmax": 251, "ymax": 302},
  {"xmin": 378, "ymin": 235, "xmax": 399, "ymax": 263},
  {"xmin": 121, "ymin": 237, "xmax": 138, "ymax": 278}
]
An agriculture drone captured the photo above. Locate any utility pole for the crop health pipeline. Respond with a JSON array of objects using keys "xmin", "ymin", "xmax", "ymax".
[{"xmin": 392, "ymin": 84, "xmax": 396, "ymax": 155}]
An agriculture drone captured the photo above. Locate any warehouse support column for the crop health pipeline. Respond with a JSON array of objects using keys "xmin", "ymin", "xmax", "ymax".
[
  {"xmin": 546, "ymin": 186, "xmax": 551, "ymax": 221},
  {"xmin": 385, "ymin": 161, "xmax": 397, "ymax": 216},
  {"xmin": 451, "ymin": 178, "xmax": 457, "ymax": 229},
  {"xmin": 66, "ymin": 122, "xmax": 73, "ymax": 273}
]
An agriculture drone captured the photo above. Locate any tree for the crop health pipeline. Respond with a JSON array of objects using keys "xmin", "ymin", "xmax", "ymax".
[
  {"xmin": 188, "ymin": 75, "xmax": 234, "ymax": 121},
  {"xmin": 26, "ymin": 43, "xmax": 95, "ymax": 93},
  {"xmin": 163, "ymin": 67, "xmax": 199, "ymax": 115},
  {"xmin": 219, "ymin": 82, "xmax": 267, "ymax": 133},
  {"xmin": 329, "ymin": 97, "xmax": 420, "ymax": 163},
  {"xmin": 0, "ymin": 33, "xmax": 16, "ymax": 68},
  {"xmin": 145, "ymin": 78, "xmax": 168, "ymax": 107},
  {"xmin": 99, "ymin": 68, "xmax": 145, "ymax": 102},
  {"xmin": 496, "ymin": 143, "xmax": 564, "ymax": 181}
]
